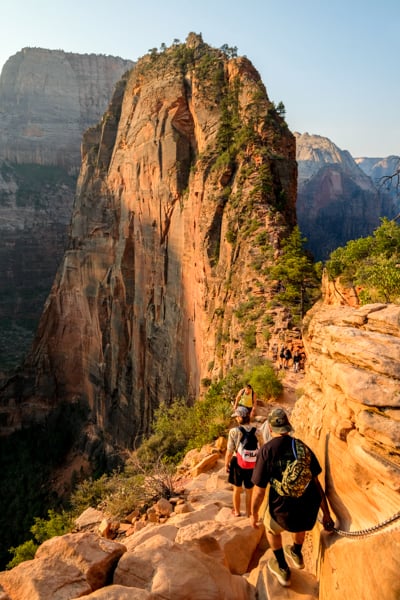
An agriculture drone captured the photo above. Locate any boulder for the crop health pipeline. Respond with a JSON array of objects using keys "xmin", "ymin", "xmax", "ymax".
[
  {"xmin": 35, "ymin": 532, "xmax": 126, "ymax": 591},
  {"xmin": 0, "ymin": 556, "xmax": 91, "ymax": 600},
  {"xmin": 114, "ymin": 534, "xmax": 255, "ymax": 600}
]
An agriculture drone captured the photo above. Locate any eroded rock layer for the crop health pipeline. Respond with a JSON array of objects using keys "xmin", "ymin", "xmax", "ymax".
[{"xmin": 292, "ymin": 302, "xmax": 400, "ymax": 600}]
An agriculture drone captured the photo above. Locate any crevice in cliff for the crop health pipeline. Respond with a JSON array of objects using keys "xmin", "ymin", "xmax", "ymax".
[
  {"xmin": 121, "ymin": 213, "xmax": 135, "ymax": 306},
  {"xmin": 205, "ymin": 197, "xmax": 228, "ymax": 268},
  {"xmin": 157, "ymin": 142, "xmax": 163, "ymax": 179}
]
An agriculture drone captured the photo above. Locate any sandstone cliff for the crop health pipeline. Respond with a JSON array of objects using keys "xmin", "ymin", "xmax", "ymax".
[
  {"xmin": 295, "ymin": 132, "xmax": 396, "ymax": 261},
  {"xmin": 0, "ymin": 35, "xmax": 296, "ymax": 459},
  {"xmin": 292, "ymin": 302, "xmax": 400, "ymax": 600},
  {"xmin": 0, "ymin": 48, "xmax": 134, "ymax": 170},
  {"xmin": 0, "ymin": 162, "xmax": 76, "ymax": 370}
]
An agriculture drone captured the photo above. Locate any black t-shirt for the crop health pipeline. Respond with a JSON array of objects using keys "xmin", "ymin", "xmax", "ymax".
[{"xmin": 252, "ymin": 435, "xmax": 323, "ymax": 532}]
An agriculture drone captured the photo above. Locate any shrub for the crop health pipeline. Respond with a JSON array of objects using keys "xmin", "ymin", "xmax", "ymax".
[
  {"xmin": 7, "ymin": 540, "xmax": 37, "ymax": 569},
  {"xmin": 243, "ymin": 325, "xmax": 257, "ymax": 349},
  {"xmin": 325, "ymin": 218, "xmax": 400, "ymax": 304},
  {"xmin": 248, "ymin": 362, "xmax": 283, "ymax": 400},
  {"xmin": 7, "ymin": 510, "xmax": 73, "ymax": 569}
]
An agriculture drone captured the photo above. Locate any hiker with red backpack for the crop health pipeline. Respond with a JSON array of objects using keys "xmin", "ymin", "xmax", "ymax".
[
  {"xmin": 250, "ymin": 407, "xmax": 334, "ymax": 588},
  {"xmin": 225, "ymin": 406, "xmax": 262, "ymax": 517}
]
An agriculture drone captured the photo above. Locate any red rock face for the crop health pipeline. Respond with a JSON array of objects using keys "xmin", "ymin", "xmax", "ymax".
[
  {"xmin": 0, "ymin": 37, "xmax": 297, "ymax": 459},
  {"xmin": 293, "ymin": 302, "xmax": 400, "ymax": 600}
]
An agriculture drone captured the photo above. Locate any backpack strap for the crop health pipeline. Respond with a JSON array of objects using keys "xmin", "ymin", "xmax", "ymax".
[
  {"xmin": 237, "ymin": 426, "xmax": 256, "ymax": 445},
  {"xmin": 293, "ymin": 438, "xmax": 310, "ymax": 463},
  {"xmin": 292, "ymin": 437, "xmax": 297, "ymax": 459},
  {"xmin": 236, "ymin": 426, "xmax": 245, "ymax": 451}
]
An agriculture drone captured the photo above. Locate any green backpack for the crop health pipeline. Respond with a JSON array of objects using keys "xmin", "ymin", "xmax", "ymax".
[{"xmin": 271, "ymin": 438, "xmax": 313, "ymax": 498}]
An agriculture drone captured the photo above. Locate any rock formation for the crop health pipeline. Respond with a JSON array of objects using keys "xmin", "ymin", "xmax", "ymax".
[
  {"xmin": 0, "ymin": 47, "xmax": 134, "ymax": 170},
  {"xmin": 0, "ymin": 49, "xmax": 134, "ymax": 371},
  {"xmin": 0, "ymin": 35, "xmax": 296, "ymax": 455},
  {"xmin": 295, "ymin": 132, "xmax": 397, "ymax": 261},
  {"xmin": 292, "ymin": 301, "xmax": 400, "ymax": 600}
]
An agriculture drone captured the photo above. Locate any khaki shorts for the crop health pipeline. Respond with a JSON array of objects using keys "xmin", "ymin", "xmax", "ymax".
[{"xmin": 263, "ymin": 503, "xmax": 284, "ymax": 534}]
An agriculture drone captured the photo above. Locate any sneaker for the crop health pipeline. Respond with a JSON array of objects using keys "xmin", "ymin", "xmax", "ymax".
[
  {"xmin": 268, "ymin": 557, "xmax": 291, "ymax": 587},
  {"xmin": 284, "ymin": 544, "xmax": 305, "ymax": 569}
]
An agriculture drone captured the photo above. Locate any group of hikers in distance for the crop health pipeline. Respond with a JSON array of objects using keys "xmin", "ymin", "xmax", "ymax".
[
  {"xmin": 279, "ymin": 345, "xmax": 305, "ymax": 372},
  {"xmin": 225, "ymin": 384, "xmax": 334, "ymax": 588}
]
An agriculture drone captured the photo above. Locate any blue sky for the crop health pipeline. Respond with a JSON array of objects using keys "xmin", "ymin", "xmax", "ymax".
[{"xmin": 1, "ymin": 0, "xmax": 399, "ymax": 158}]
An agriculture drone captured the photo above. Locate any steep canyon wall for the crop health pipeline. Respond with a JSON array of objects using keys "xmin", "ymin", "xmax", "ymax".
[
  {"xmin": 1, "ymin": 36, "xmax": 297, "ymax": 460},
  {"xmin": 0, "ymin": 49, "xmax": 134, "ymax": 370}
]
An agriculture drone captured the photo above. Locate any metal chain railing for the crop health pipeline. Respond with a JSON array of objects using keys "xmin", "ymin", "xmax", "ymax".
[{"xmin": 325, "ymin": 511, "xmax": 400, "ymax": 538}]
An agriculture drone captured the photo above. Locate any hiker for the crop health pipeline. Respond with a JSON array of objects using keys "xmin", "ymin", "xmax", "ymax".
[
  {"xmin": 250, "ymin": 407, "xmax": 334, "ymax": 588},
  {"xmin": 233, "ymin": 383, "xmax": 256, "ymax": 418},
  {"xmin": 279, "ymin": 345, "xmax": 285, "ymax": 369},
  {"xmin": 258, "ymin": 418, "xmax": 272, "ymax": 445},
  {"xmin": 225, "ymin": 406, "xmax": 262, "ymax": 517},
  {"xmin": 293, "ymin": 350, "xmax": 301, "ymax": 372},
  {"xmin": 283, "ymin": 347, "xmax": 292, "ymax": 369}
]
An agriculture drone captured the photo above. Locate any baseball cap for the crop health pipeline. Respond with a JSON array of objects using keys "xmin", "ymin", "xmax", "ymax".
[
  {"xmin": 268, "ymin": 407, "xmax": 293, "ymax": 433},
  {"xmin": 231, "ymin": 406, "xmax": 249, "ymax": 418}
]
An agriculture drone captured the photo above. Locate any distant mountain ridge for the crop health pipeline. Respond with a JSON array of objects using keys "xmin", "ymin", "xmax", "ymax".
[
  {"xmin": 0, "ymin": 47, "xmax": 134, "ymax": 170},
  {"xmin": 355, "ymin": 155, "xmax": 400, "ymax": 178},
  {"xmin": 295, "ymin": 132, "xmax": 399, "ymax": 261}
]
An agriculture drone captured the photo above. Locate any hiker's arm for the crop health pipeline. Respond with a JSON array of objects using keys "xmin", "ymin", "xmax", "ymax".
[
  {"xmin": 233, "ymin": 389, "xmax": 243, "ymax": 409},
  {"xmin": 250, "ymin": 485, "xmax": 265, "ymax": 529},
  {"xmin": 314, "ymin": 477, "xmax": 334, "ymax": 531},
  {"xmin": 225, "ymin": 449, "xmax": 234, "ymax": 472},
  {"xmin": 250, "ymin": 392, "xmax": 256, "ymax": 417}
]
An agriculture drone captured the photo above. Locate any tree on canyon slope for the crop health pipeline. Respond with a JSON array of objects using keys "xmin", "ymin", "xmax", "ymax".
[
  {"xmin": 270, "ymin": 226, "xmax": 322, "ymax": 322},
  {"xmin": 326, "ymin": 217, "xmax": 400, "ymax": 304}
]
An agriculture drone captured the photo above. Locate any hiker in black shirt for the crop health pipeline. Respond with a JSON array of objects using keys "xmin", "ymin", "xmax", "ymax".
[{"xmin": 250, "ymin": 407, "xmax": 334, "ymax": 588}]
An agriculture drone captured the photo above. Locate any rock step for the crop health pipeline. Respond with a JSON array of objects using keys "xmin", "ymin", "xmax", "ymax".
[{"xmin": 248, "ymin": 550, "xmax": 319, "ymax": 600}]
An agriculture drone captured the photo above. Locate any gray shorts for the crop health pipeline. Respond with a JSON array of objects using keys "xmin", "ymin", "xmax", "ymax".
[{"xmin": 263, "ymin": 503, "xmax": 284, "ymax": 534}]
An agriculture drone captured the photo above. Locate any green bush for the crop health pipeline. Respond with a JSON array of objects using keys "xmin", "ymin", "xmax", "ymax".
[
  {"xmin": 325, "ymin": 218, "xmax": 400, "ymax": 304},
  {"xmin": 243, "ymin": 325, "xmax": 257, "ymax": 349},
  {"xmin": 7, "ymin": 540, "xmax": 37, "ymax": 569},
  {"xmin": 248, "ymin": 363, "xmax": 283, "ymax": 400},
  {"xmin": 7, "ymin": 510, "xmax": 73, "ymax": 569},
  {"xmin": 269, "ymin": 225, "xmax": 321, "ymax": 320}
]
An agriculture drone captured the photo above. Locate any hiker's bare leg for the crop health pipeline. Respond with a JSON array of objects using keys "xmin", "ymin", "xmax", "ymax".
[
  {"xmin": 266, "ymin": 531, "xmax": 283, "ymax": 550},
  {"xmin": 245, "ymin": 488, "xmax": 253, "ymax": 517},
  {"xmin": 233, "ymin": 486, "xmax": 241, "ymax": 515},
  {"xmin": 292, "ymin": 531, "xmax": 306, "ymax": 545}
]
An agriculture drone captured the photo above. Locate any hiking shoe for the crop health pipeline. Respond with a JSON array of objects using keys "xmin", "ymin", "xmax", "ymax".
[
  {"xmin": 284, "ymin": 544, "xmax": 305, "ymax": 569},
  {"xmin": 268, "ymin": 557, "xmax": 291, "ymax": 587}
]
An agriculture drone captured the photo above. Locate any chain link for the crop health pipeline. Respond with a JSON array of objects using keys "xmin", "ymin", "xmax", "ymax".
[{"xmin": 329, "ymin": 511, "xmax": 400, "ymax": 538}]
